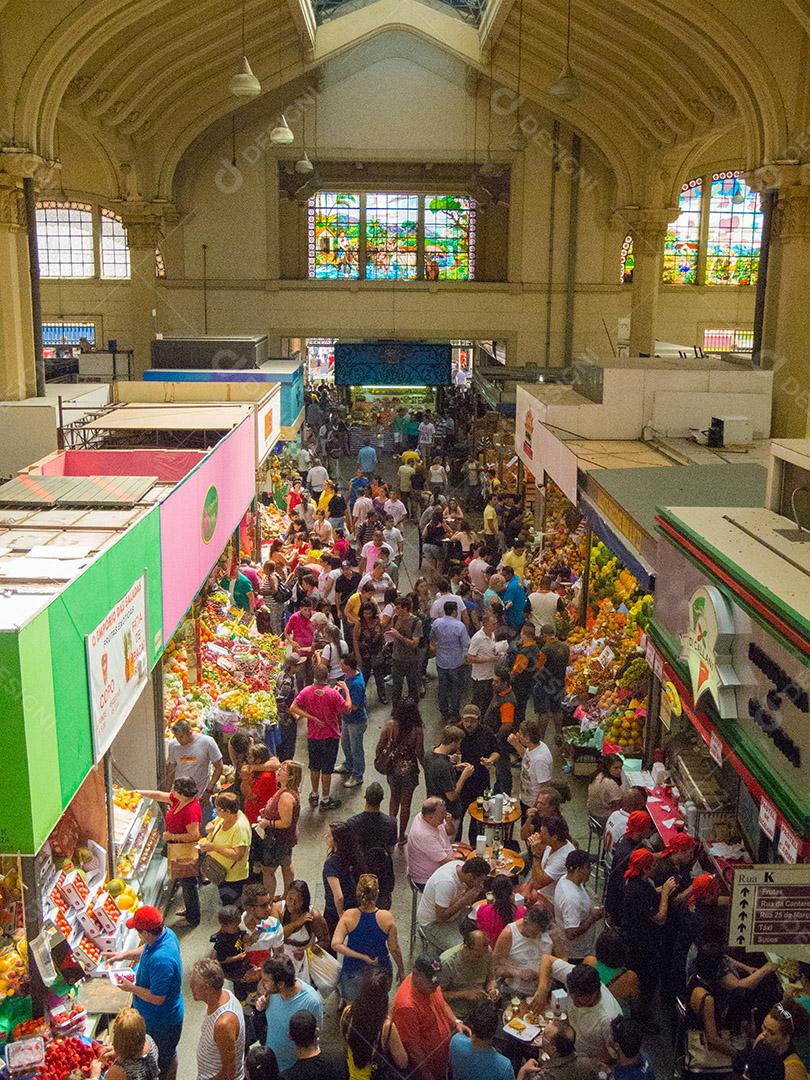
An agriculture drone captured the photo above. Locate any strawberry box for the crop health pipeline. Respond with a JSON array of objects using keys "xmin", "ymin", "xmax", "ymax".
[
  {"xmin": 93, "ymin": 892, "xmax": 123, "ymax": 934},
  {"xmin": 60, "ymin": 870, "xmax": 90, "ymax": 910}
]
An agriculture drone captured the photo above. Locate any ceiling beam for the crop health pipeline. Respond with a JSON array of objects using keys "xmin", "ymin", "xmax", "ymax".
[
  {"xmin": 479, "ymin": 0, "xmax": 517, "ymax": 48},
  {"xmin": 286, "ymin": 0, "xmax": 317, "ymax": 50}
]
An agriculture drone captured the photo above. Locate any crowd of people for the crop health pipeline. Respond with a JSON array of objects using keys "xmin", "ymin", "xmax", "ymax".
[{"xmin": 107, "ymin": 393, "xmax": 808, "ymax": 1080}]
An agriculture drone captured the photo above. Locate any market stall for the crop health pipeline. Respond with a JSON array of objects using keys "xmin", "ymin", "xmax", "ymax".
[{"xmin": 647, "ymin": 496, "xmax": 810, "ymax": 868}]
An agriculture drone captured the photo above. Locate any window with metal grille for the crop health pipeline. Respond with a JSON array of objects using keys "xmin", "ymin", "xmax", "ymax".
[
  {"xmin": 36, "ymin": 201, "xmax": 94, "ymax": 278},
  {"xmin": 100, "ymin": 208, "xmax": 131, "ymax": 279}
]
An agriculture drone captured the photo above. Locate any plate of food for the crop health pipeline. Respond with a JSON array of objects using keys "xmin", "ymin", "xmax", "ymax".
[{"xmin": 503, "ymin": 1016, "xmax": 541, "ymax": 1042}]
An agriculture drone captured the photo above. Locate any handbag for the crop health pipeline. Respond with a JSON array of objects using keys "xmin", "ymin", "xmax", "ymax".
[
  {"xmin": 166, "ymin": 842, "xmax": 199, "ymax": 881},
  {"xmin": 199, "ymin": 822, "xmax": 233, "ymax": 886},
  {"xmin": 374, "ymin": 735, "xmax": 396, "ymax": 777},
  {"xmin": 306, "ymin": 945, "xmax": 340, "ymax": 997}
]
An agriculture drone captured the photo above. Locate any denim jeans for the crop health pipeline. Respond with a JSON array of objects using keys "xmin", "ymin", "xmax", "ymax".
[
  {"xmin": 340, "ymin": 721, "xmax": 367, "ymax": 780},
  {"xmin": 391, "ymin": 659, "xmax": 421, "ymax": 706},
  {"xmin": 275, "ymin": 720, "xmax": 298, "ymax": 764},
  {"xmin": 437, "ymin": 664, "xmax": 465, "ymax": 719},
  {"xmin": 179, "ymin": 878, "xmax": 201, "ymax": 927}
]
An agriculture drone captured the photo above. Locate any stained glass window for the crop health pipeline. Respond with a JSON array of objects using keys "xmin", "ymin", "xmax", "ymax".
[
  {"xmin": 308, "ymin": 192, "xmax": 360, "ymax": 279},
  {"xmin": 365, "ymin": 193, "xmax": 419, "ymax": 279},
  {"xmin": 155, "ymin": 248, "xmax": 166, "ymax": 278},
  {"xmin": 621, "ymin": 235, "xmax": 634, "ymax": 284},
  {"xmin": 100, "ymin": 208, "xmax": 131, "ymax": 279},
  {"xmin": 424, "ymin": 195, "xmax": 476, "ymax": 280},
  {"xmin": 662, "ymin": 179, "xmax": 702, "ymax": 284},
  {"xmin": 706, "ymin": 172, "xmax": 762, "ymax": 286},
  {"xmin": 36, "ymin": 201, "xmax": 94, "ymax": 278},
  {"xmin": 703, "ymin": 327, "xmax": 754, "ymax": 352}
]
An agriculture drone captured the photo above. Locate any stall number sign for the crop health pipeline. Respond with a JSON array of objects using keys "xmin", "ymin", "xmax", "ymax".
[
  {"xmin": 86, "ymin": 576, "xmax": 148, "ymax": 761},
  {"xmin": 729, "ymin": 865, "xmax": 810, "ymax": 959},
  {"xmin": 778, "ymin": 822, "xmax": 801, "ymax": 865},
  {"xmin": 758, "ymin": 798, "xmax": 778, "ymax": 842},
  {"xmin": 681, "ymin": 586, "xmax": 740, "ymax": 719}
]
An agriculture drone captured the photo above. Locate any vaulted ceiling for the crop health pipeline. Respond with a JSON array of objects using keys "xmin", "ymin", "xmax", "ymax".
[{"xmin": 0, "ymin": 0, "xmax": 803, "ymax": 206}]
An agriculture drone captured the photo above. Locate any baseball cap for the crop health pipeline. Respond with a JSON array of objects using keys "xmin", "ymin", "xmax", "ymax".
[
  {"xmin": 625, "ymin": 811, "xmax": 653, "ymax": 838},
  {"xmin": 690, "ymin": 873, "xmax": 720, "ymax": 904},
  {"xmin": 341, "ymin": 560, "xmax": 354, "ymax": 568},
  {"xmin": 624, "ymin": 848, "xmax": 655, "ymax": 879},
  {"xmin": 663, "ymin": 833, "xmax": 697, "ymax": 855},
  {"xmin": 126, "ymin": 905, "xmax": 163, "ymax": 932},
  {"xmin": 412, "ymin": 955, "xmax": 442, "ymax": 984},
  {"xmin": 461, "ymin": 705, "xmax": 481, "ymax": 719}
]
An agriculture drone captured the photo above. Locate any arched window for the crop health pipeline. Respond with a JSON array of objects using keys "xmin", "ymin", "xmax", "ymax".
[
  {"xmin": 155, "ymin": 248, "xmax": 166, "ymax": 278},
  {"xmin": 706, "ymin": 171, "xmax": 763, "ymax": 286},
  {"xmin": 100, "ymin": 208, "xmax": 131, "ymax": 279},
  {"xmin": 662, "ymin": 178, "xmax": 702, "ymax": 285},
  {"xmin": 620, "ymin": 234, "xmax": 634, "ymax": 284},
  {"xmin": 36, "ymin": 201, "xmax": 94, "ymax": 278}
]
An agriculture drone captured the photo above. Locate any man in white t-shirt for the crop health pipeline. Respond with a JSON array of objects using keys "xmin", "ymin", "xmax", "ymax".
[
  {"xmin": 603, "ymin": 787, "xmax": 648, "ymax": 870},
  {"xmin": 528, "ymin": 575, "xmax": 563, "ymax": 634},
  {"xmin": 508, "ymin": 718, "xmax": 553, "ymax": 810},
  {"xmin": 531, "ymin": 954, "xmax": 622, "ymax": 1064},
  {"xmin": 316, "ymin": 555, "xmax": 341, "ymax": 606},
  {"xmin": 358, "ymin": 562, "xmax": 395, "ymax": 605},
  {"xmin": 527, "ymin": 817, "xmax": 577, "ymax": 903},
  {"xmin": 416, "ymin": 856, "xmax": 491, "ymax": 957},
  {"xmin": 553, "ymin": 850, "xmax": 603, "ymax": 961},
  {"xmin": 430, "ymin": 584, "xmax": 468, "ymax": 627},
  {"xmin": 305, "ymin": 460, "xmax": 330, "ymax": 496},
  {"xmin": 295, "ymin": 445, "xmax": 312, "ymax": 481},
  {"xmin": 166, "ymin": 720, "xmax": 224, "ymax": 821},
  {"xmin": 466, "ymin": 614, "xmax": 507, "ymax": 712},
  {"xmin": 384, "ymin": 494, "xmax": 407, "ymax": 526},
  {"xmin": 382, "ymin": 519, "xmax": 404, "ymax": 561},
  {"xmin": 418, "ymin": 416, "xmax": 436, "ymax": 462},
  {"xmin": 351, "ymin": 493, "xmax": 373, "ymax": 531}
]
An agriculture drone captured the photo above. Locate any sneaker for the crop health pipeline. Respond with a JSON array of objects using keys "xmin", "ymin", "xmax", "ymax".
[
  {"xmin": 333, "ymin": 764, "xmax": 350, "ymax": 774},
  {"xmin": 343, "ymin": 777, "xmax": 363, "ymax": 788},
  {"xmin": 320, "ymin": 796, "xmax": 342, "ymax": 810},
  {"xmin": 308, "ymin": 792, "xmax": 320, "ymax": 806}
]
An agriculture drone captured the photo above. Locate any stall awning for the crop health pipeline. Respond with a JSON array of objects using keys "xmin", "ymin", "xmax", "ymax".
[{"xmin": 579, "ymin": 492, "xmax": 656, "ymax": 591}]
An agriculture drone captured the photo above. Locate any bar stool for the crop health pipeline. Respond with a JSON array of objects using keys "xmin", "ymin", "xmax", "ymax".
[{"xmin": 587, "ymin": 815, "xmax": 606, "ymax": 886}]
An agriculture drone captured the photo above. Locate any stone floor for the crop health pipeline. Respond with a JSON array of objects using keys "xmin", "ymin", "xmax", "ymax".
[{"xmin": 168, "ymin": 454, "xmax": 617, "ymax": 1077}]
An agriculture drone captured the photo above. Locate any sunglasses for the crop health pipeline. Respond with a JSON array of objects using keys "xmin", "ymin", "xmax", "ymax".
[{"xmin": 773, "ymin": 1003, "xmax": 795, "ymax": 1030}]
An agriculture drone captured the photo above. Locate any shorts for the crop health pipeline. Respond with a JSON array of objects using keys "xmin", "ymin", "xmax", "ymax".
[
  {"xmin": 308, "ymin": 736, "xmax": 339, "ymax": 774},
  {"xmin": 150, "ymin": 1023, "xmax": 183, "ymax": 1076},
  {"xmin": 261, "ymin": 832, "xmax": 294, "ymax": 868}
]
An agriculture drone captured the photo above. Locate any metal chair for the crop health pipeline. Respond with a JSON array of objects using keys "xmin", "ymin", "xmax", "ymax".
[
  {"xmin": 586, "ymin": 815, "xmax": 606, "ymax": 886},
  {"xmin": 407, "ymin": 875, "xmax": 421, "ymax": 959}
]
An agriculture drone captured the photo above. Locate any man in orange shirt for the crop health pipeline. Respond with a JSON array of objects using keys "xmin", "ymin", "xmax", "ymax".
[
  {"xmin": 391, "ymin": 955, "xmax": 470, "ymax": 1080},
  {"xmin": 483, "ymin": 669, "xmax": 517, "ymax": 796}
]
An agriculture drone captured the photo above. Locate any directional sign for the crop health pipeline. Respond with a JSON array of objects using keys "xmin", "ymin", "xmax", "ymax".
[{"xmin": 730, "ymin": 865, "xmax": 810, "ymax": 960}]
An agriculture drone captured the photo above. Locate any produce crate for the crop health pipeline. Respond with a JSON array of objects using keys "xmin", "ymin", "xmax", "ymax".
[{"xmin": 558, "ymin": 725, "xmax": 602, "ymax": 779}]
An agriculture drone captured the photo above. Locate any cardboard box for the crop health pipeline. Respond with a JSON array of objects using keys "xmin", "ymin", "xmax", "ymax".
[
  {"xmin": 59, "ymin": 871, "xmax": 90, "ymax": 911},
  {"xmin": 93, "ymin": 893, "xmax": 124, "ymax": 934}
]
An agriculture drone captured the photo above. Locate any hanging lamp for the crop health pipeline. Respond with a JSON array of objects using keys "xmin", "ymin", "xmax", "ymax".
[
  {"xmin": 270, "ymin": 114, "xmax": 295, "ymax": 144},
  {"xmin": 549, "ymin": 0, "xmax": 580, "ymax": 102},
  {"xmin": 229, "ymin": 0, "xmax": 261, "ymax": 97}
]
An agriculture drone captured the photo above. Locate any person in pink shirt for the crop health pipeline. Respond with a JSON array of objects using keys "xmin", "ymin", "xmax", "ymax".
[
  {"xmin": 289, "ymin": 663, "xmax": 352, "ymax": 811},
  {"xmin": 476, "ymin": 873, "xmax": 526, "ymax": 947},
  {"xmin": 284, "ymin": 599, "xmax": 316, "ymax": 659},
  {"xmin": 406, "ymin": 797, "xmax": 456, "ymax": 887}
]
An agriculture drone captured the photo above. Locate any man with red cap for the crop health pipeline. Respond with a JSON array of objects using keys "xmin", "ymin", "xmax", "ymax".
[
  {"xmin": 107, "ymin": 907, "xmax": 183, "ymax": 1080},
  {"xmin": 655, "ymin": 833, "xmax": 698, "ymax": 894},
  {"xmin": 604, "ymin": 811, "xmax": 655, "ymax": 923},
  {"xmin": 621, "ymin": 850, "xmax": 678, "ymax": 1023}
]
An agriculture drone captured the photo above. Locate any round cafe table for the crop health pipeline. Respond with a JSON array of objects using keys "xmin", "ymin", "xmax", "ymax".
[
  {"xmin": 459, "ymin": 842, "xmax": 525, "ymax": 878},
  {"xmin": 468, "ymin": 798, "xmax": 522, "ymax": 844}
]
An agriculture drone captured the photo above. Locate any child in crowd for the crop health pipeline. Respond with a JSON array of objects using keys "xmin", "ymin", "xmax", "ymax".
[{"xmin": 210, "ymin": 905, "xmax": 252, "ymax": 1001}]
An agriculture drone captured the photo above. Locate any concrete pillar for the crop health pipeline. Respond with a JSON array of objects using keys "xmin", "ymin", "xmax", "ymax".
[
  {"xmin": 115, "ymin": 201, "xmax": 179, "ymax": 377},
  {"xmin": 752, "ymin": 165, "xmax": 810, "ymax": 437},
  {"xmin": 611, "ymin": 208, "xmax": 675, "ymax": 358},
  {"xmin": 0, "ymin": 172, "xmax": 35, "ymax": 400}
]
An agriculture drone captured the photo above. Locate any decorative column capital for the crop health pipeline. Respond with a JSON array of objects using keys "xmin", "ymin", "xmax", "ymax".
[
  {"xmin": 610, "ymin": 205, "xmax": 677, "ymax": 247},
  {"xmin": 746, "ymin": 162, "xmax": 810, "ymax": 193},
  {"xmin": 772, "ymin": 184, "xmax": 810, "ymax": 241},
  {"xmin": 113, "ymin": 200, "xmax": 179, "ymax": 248},
  {"xmin": 0, "ymin": 147, "xmax": 61, "ymax": 188}
]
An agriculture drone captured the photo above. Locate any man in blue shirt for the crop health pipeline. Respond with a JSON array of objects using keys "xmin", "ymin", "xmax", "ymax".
[
  {"xmin": 451, "ymin": 999, "xmax": 537, "ymax": 1080},
  {"xmin": 430, "ymin": 601, "xmax": 471, "ymax": 720},
  {"xmin": 612, "ymin": 1017, "xmax": 655, "ymax": 1080},
  {"xmin": 501, "ymin": 565, "xmax": 528, "ymax": 630},
  {"xmin": 109, "ymin": 907, "xmax": 183, "ymax": 1080},
  {"xmin": 348, "ymin": 468, "xmax": 369, "ymax": 510},
  {"xmin": 357, "ymin": 439, "xmax": 378, "ymax": 476},
  {"xmin": 261, "ymin": 955, "xmax": 323, "ymax": 1073},
  {"xmin": 336, "ymin": 653, "xmax": 368, "ymax": 788}
]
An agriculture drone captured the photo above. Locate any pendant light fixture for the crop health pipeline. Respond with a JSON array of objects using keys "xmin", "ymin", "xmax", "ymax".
[
  {"xmin": 507, "ymin": 0, "xmax": 528, "ymax": 150},
  {"xmin": 229, "ymin": 0, "xmax": 261, "ymax": 98},
  {"xmin": 549, "ymin": 0, "xmax": 580, "ymax": 102}
]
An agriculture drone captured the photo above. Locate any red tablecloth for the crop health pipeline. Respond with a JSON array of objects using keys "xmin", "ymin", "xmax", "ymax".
[{"xmin": 643, "ymin": 785, "xmax": 684, "ymax": 846}]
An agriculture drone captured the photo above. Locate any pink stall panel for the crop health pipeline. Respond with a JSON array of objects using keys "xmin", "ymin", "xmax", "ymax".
[
  {"xmin": 36, "ymin": 449, "xmax": 206, "ymax": 483},
  {"xmin": 159, "ymin": 419, "xmax": 256, "ymax": 643}
]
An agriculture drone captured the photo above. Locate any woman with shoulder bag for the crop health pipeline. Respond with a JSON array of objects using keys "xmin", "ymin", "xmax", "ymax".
[
  {"xmin": 685, "ymin": 946, "xmax": 736, "ymax": 1080},
  {"xmin": 375, "ymin": 699, "xmax": 424, "ymax": 846},
  {"xmin": 340, "ymin": 967, "xmax": 408, "ymax": 1080},
  {"xmin": 137, "ymin": 777, "xmax": 201, "ymax": 927},
  {"xmin": 255, "ymin": 760, "xmax": 302, "ymax": 899},
  {"xmin": 199, "ymin": 791, "xmax": 253, "ymax": 905}
]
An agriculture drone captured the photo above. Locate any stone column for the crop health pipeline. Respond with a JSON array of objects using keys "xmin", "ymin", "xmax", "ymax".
[
  {"xmin": 613, "ymin": 208, "xmax": 675, "ymax": 358},
  {"xmin": 0, "ymin": 171, "xmax": 35, "ymax": 399},
  {"xmin": 751, "ymin": 165, "xmax": 810, "ymax": 437},
  {"xmin": 115, "ymin": 201, "xmax": 178, "ymax": 377}
]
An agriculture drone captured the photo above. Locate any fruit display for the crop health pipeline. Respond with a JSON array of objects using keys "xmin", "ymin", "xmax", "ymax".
[
  {"xmin": 526, "ymin": 484, "xmax": 589, "ymax": 591},
  {"xmin": 163, "ymin": 587, "xmax": 285, "ymax": 739},
  {"xmin": 38, "ymin": 1035, "xmax": 103, "ymax": 1080},
  {"xmin": 112, "ymin": 788, "xmax": 141, "ymax": 812}
]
